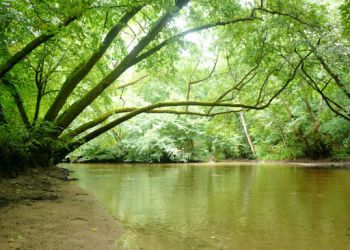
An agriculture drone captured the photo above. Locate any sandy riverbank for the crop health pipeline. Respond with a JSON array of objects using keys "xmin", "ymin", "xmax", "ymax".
[{"xmin": 0, "ymin": 167, "xmax": 123, "ymax": 250}]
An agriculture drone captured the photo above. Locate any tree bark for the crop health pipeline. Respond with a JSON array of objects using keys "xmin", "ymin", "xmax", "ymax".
[
  {"xmin": 239, "ymin": 112, "xmax": 257, "ymax": 158},
  {"xmin": 2, "ymin": 79, "xmax": 30, "ymax": 127}
]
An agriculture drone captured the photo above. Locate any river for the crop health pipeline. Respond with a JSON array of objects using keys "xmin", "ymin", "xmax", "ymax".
[{"xmin": 64, "ymin": 162, "xmax": 350, "ymax": 249}]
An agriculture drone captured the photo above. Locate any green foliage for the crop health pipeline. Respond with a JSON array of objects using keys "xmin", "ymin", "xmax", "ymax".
[
  {"xmin": 74, "ymin": 143, "xmax": 125, "ymax": 162},
  {"xmin": 0, "ymin": 121, "xmax": 70, "ymax": 175},
  {"xmin": 0, "ymin": 124, "xmax": 29, "ymax": 175},
  {"xmin": 341, "ymin": 0, "xmax": 350, "ymax": 37},
  {"xmin": 73, "ymin": 115, "xmax": 248, "ymax": 163}
]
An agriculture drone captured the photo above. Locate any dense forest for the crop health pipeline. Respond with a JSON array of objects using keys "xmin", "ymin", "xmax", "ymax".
[{"xmin": 0, "ymin": 0, "xmax": 349, "ymax": 175}]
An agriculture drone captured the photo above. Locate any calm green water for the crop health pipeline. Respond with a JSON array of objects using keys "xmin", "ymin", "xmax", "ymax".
[{"xmin": 64, "ymin": 163, "xmax": 350, "ymax": 250}]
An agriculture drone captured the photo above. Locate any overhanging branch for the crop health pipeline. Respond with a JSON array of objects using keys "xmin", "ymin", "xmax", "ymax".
[
  {"xmin": 68, "ymin": 100, "xmax": 283, "ymax": 150},
  {"xmin": 65, "ymin": 48, "xmax": 313, "ymax": 151},
  {"xmin": 64, "ymin": 107, "xmax": 243, "ymax": 138},
  {"xmin": 0, "ymin": 15, "xmax": 79, "ymax": 79}
]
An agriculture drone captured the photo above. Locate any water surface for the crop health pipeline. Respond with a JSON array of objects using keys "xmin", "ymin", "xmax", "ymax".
[{"xmin": 65, "ymin": 163, "xmax": 350, "ymax": 249}]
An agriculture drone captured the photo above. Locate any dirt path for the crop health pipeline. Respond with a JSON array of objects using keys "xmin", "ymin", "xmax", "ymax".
[{"xmin": 0, "ymin": 168, "xmax": 124, "ymax": 250}]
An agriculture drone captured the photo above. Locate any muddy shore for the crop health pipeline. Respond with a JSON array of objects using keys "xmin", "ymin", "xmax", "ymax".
[{"xmin": 0, "ymin": 167, "xmax": 124, "ymax": 250}]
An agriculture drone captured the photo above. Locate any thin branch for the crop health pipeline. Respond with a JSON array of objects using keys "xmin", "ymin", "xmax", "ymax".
[
  {"xmin": 42, "ymin": 90, "xmax": 60, "ymax": 97},
  {"xmin": 189, "ymin": 50, "xmax": 219, "ymax": 85},
  {"xmin": 43, "ymin": 41, "xmax": 71, "ymax": 84},
  {"xmin": 134, "ymin": 16, "xmax": 259, "ymax": 65},
  {"xmin": 206, "ymin": 64, "xmax": 259, "ymax": 115},
  {"xmin": 117, "ymin": 75, "xmax": 148, "ymax": 89},
  {"xmin": 255, "ymin": 65, "xmax": 284, "ymax": 106},
  {"xmin": 103, "ymin": 11, "xmax": 109, "ymax": 32},
  {"xmin": 134, "ymin": 20, "xmax": 146, "ymax": 35},
  {"xmin": 28, "ymin": 0, "xmax": 48, "ymax": 24},
  {"xmin": 315, "ymin": 54, "xmax": 350, "ymax": 99},
  {"xmin": 253, "ymin": 7, "xmax": 319, "ymax": 29},
  {"xmin": 186, "ymin": 44, "xmax": 204, "ymax": 110},
  {"xmin": 301, "ymin": 65, "xmax": 350, "ymax": 121},
  {"xmin": 321, "ymin": 77, "xmax": 332, "ymax": 92}
]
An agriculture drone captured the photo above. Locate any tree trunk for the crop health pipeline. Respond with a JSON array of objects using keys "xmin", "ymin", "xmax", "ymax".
[
  {"xmin": 33, "ymin": 93, "xmax": 42, "ymax": 123},
  {"xmin": 295, "ymin": 127, "xmax": 312, "ymax": 156},
  {"xmin": 239, "ymin": 112, "xmax": 257, "ymax": 158},
  {"xmin": 303, "ymin": 96, "xmax": 330, "ymax": 158},
  {"xmin": 3, "ymin": 79, "xmax": 30, "ymax": 127}
]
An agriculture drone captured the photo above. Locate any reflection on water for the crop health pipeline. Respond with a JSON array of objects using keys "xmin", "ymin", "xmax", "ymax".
[{"xmin": 64, "ymin": 163, "xmax": 350, "ymax": 250}]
